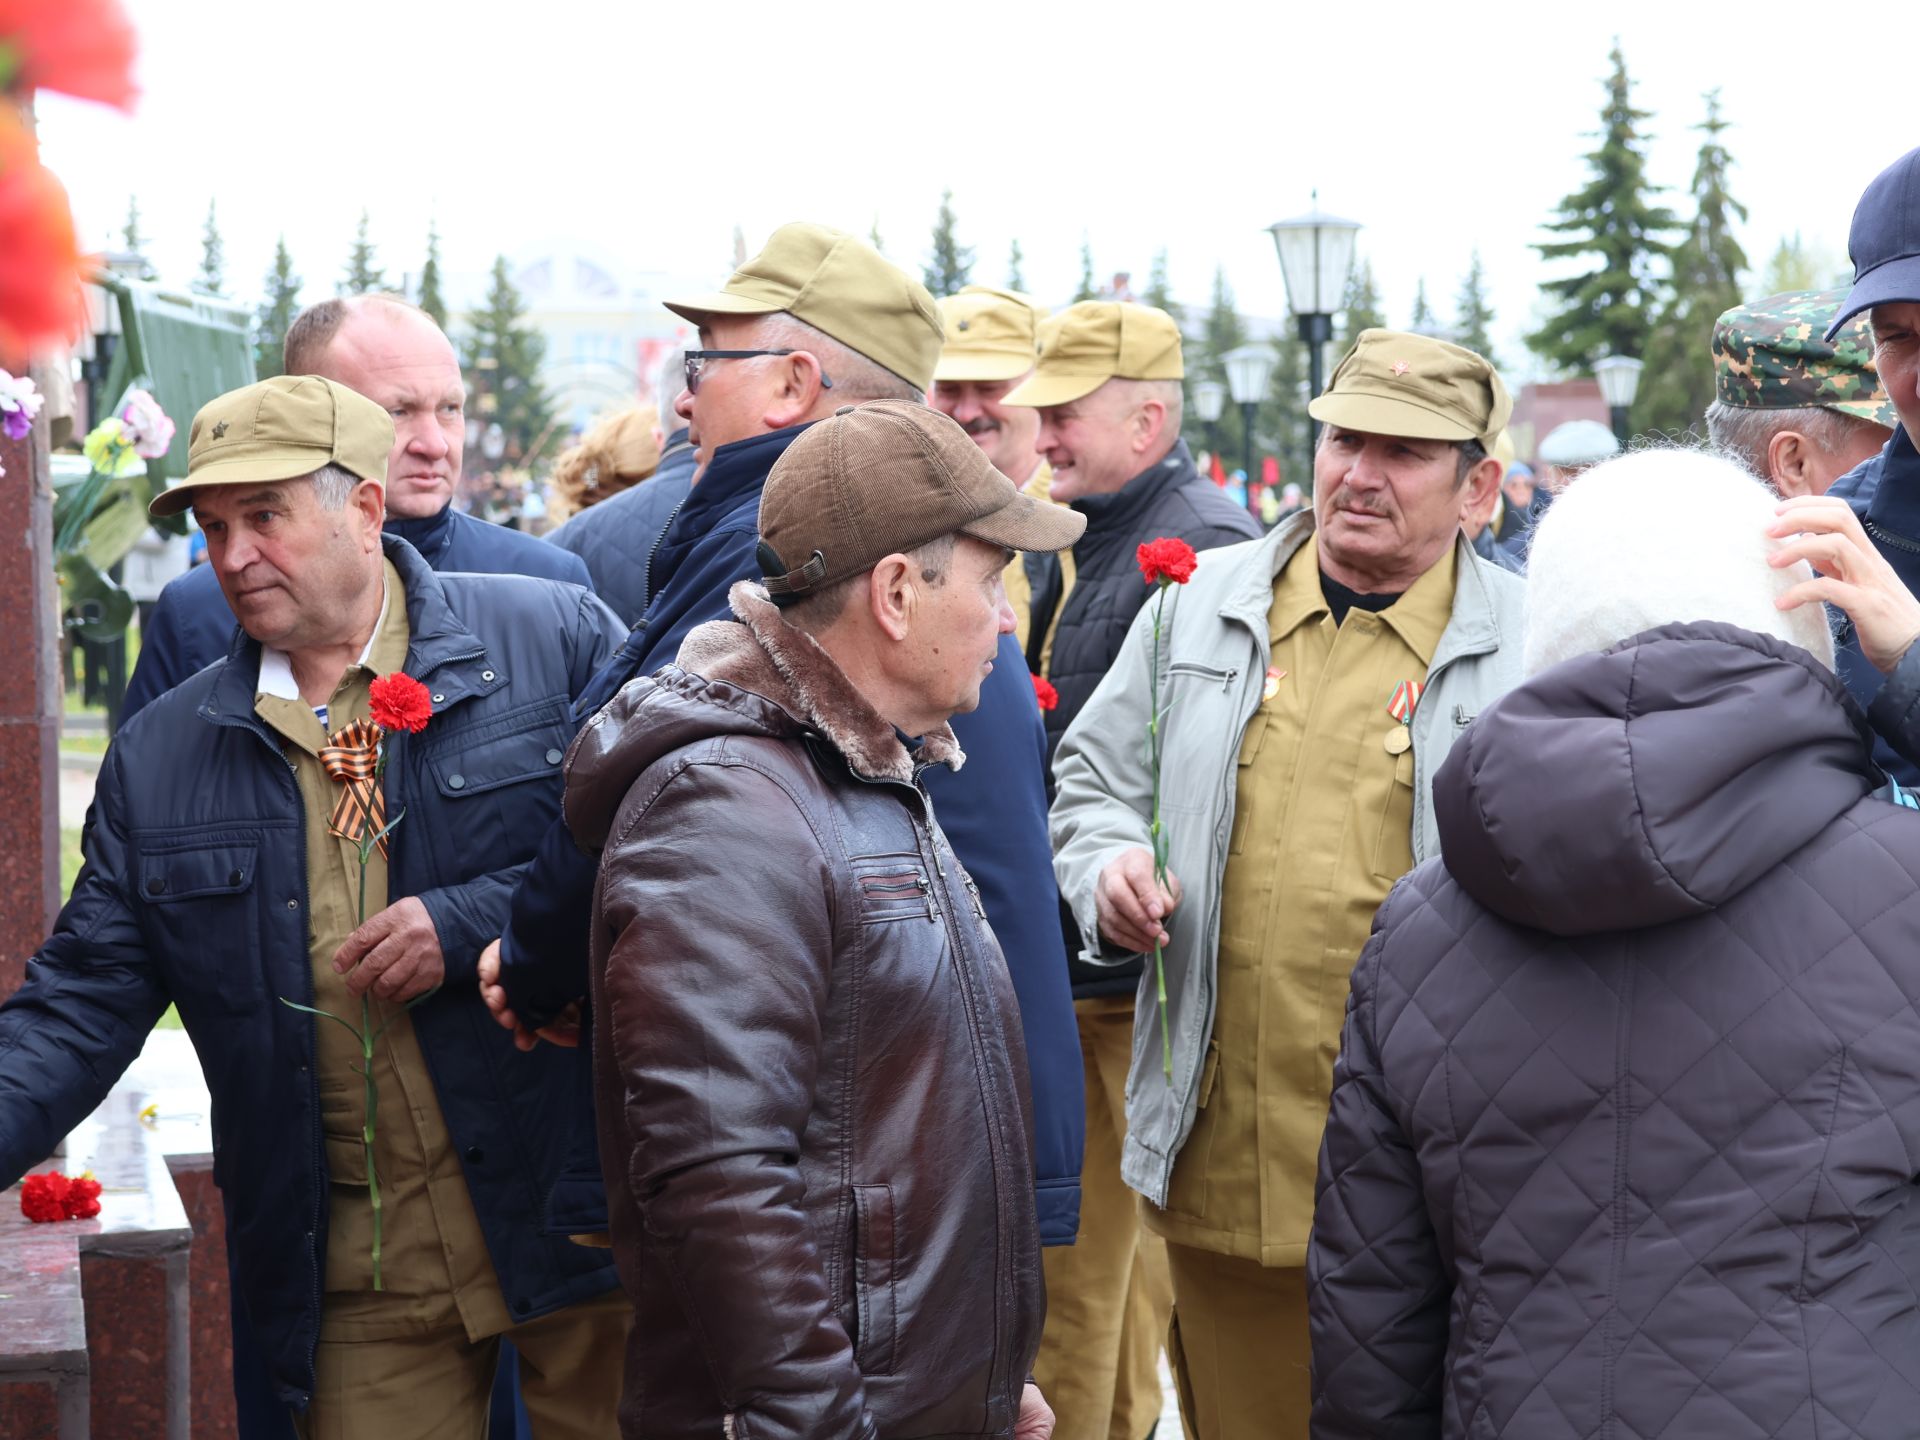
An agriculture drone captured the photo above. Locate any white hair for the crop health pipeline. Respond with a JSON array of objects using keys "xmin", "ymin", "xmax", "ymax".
[
  {"xmin": 751, "ymin": 314, "xmax": 925, "ymax": 404},
  {"xmin": 310, "ymin": 463, "xmax": 360, "ymax": 509},
  {"xmin": 1523, "ymin": 447, "xmax": 1834, "ymax": 676}
]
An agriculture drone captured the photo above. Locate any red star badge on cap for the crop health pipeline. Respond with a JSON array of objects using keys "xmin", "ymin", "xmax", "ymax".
[{"xmin": 1390, "ymin": 360, "xmax": 1410, "ymax": 376}]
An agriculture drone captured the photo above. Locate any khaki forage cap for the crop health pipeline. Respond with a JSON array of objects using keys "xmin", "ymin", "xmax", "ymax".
[
  {"xmin": 1003, "ymin": 301, "xmax": 1184, "ymax": 408},
  {"xmin": 665, "ymin": 222, "xmax": 943, "ymax": 392},
  {"xmin": 1308, "ymin": 329, "xmax": 1511, "ymax": 450},
  {"xmin": 151, "ymin": 375, "xmax": 392, "ymax": 518},
  {"xmin": 758, "ymin": 401, "xmax": 1085, "ymax": 602},
  {"xmin": 934, "ymin": 285, "xmax": 1048, "ymax": 383}
]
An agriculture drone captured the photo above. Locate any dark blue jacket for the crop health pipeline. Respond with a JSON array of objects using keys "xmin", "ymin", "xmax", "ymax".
[
  {"xmin": 1828, "ymin": 429, "xmax": 1919, "ymax": 785},
  {"xmin": 0, "ymin": 537, "xmax": 626, "ymax": 1408},
  {"xmin": 546, "ymin": 428, "xmax": 698, "ymax": 625},
  {"xmin": 499, "ymin": 421, "xmax": 1086, "ymax": 1245},
  {"xmin": 123, "ymin": 505, "xmax": 594, "ymax": 719}
]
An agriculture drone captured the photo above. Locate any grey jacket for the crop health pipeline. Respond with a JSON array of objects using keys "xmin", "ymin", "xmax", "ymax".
[
  {"xmin": 1310, "ymin": 623, "xmax": 1920, "ymax": 1439},
  {"xmin": 1049, "ymin": 515, "xmax": 1526, "ymax": 1206}
]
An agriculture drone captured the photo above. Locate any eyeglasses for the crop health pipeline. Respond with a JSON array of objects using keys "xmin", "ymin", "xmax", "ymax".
[{"xmin": 683, "ymin": 349, "xmax": 834, "ymax": 396}]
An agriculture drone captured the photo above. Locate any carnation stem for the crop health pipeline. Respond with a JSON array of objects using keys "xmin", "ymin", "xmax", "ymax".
[{"xmin": 1148, "ymin": 584, "xmax": 1173, "ymax": 1078}]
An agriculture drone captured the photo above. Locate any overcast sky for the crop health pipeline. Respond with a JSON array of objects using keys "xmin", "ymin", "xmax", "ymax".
[{"xmin": 38, "ymin": 0, "xmax": 1906, "ymax": 381}]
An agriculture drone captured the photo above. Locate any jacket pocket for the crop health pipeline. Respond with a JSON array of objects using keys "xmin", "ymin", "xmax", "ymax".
[
  {"xmin": 417, "ymin": 712, "xmax": 570, "ymax": 871},
  {"xmin": 851, "ymin": 1184, "xmax": 898, "ymax": 1375},
  {"xmin": 852, "ymin": 855, "xmax": 936, "ymax": 925},
  {"xmin": 137, "ymin": 841, "xmax": 261, "ymax": 1015},
  {"xmin": 1163, "ymin": 1040, "xmax": 1221, "ymax": 1219},
  {"xmin": 1370, "ymin": 746, "xmax": 1417, "ymax": 880}
]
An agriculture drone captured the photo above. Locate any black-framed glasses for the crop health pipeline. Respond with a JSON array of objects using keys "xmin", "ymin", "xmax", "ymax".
[{"xmin": 683, "ymin": 349, "xmax": 834, "ymax": 395}]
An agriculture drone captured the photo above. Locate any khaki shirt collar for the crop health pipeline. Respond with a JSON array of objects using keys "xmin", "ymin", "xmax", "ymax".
[{"xmin": 1268, "ymin": 532, "xmax": 1460, "ymax": 668}]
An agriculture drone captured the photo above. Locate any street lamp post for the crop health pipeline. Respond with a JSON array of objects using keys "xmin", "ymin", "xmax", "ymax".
[
  {"xmin": 1190, "ymin": 379, "xmax": 1226, "ymax": 474},
  {"xmin": 1223, "ymin": 344, "xmax": 1278, "ymax": 518},
  {"xmin": 1268, "ymin": 195, "xmax": 1362, "ymax": 452},
  {"xmin": 1593, "ymin": 355, "xmax": 1644, "ymax": 448}
]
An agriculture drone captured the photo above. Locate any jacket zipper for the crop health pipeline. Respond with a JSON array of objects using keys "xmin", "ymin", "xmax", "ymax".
[
  {"xmin": 1866, "ymin": 517, "xmax": 1920, "ymax": 556},
  {"xmin": 640, "ymin": 495, "xmax": 689, "ymax": 614}
]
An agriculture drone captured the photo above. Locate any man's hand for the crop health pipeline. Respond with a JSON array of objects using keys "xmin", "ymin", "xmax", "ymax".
[
  {"xmin": 1015, "ymin": 1384, "xmax": 1054, "ymax": 1440},
  {"xmin": 1095, "ymin": 847, "xmax": 1183, "ymax": 954},
  {"xmin": 477, "ymin": 938, "xmax": 583, "ymax": 1052},
  {"xmin": 334, "ymin": 896, "xmax": 443, "ymax": 1002},
  {"xmin": 1769, "ymin": 495, "xmax": 1920, "ymax": 673}
]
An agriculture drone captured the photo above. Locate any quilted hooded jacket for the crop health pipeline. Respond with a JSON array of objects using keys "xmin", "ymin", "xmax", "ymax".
[{"xmin": 1310, "ymin": 621, "xmax": 1920, "ymax": 1439}]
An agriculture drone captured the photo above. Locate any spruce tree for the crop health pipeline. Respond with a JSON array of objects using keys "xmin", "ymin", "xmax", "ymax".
[
  {"xmin": 1073, "ymin": 237, "xmax": 1099, "ymax": 303},
  {"xmin": 1337, "ymin": 257, "xmax": 1387, "ymax": 351},
  {"xmin": 461, "ymin": 256, "xmax": 553, "ymax": 464},
  {"xmin": 1186, "ymin": 266, "xmax": 1250, "ymax": 465},
  {"xmin": 417, "ymin": 220, "xmax": 447, "ymax": 329},
  {"xmin": 922, "ymin": 190, "xmax": 974, "ymax": 297},
  {"xmin": 194, "ymin": 199, "xmax": 225, "ymax": 295},
  {"xmin": 121, "ymin": 196, "xmax": 157, "ymax": 280},
  {"xmin": 1265, "ymin": 326, "xmax": 1309, "ymax": 488},
  {"xmin": 868, "ymin": 217, "xmax": 885, "ymax": 255},
  {"xmin": 1634, "ymin": 89, "xmax": 1749, "ymax": 436},
  {"xmin": 1761, "ymin": 232, "xmax": 1821, "ymax": 294},
  {"xmin": 1526, "ymin": 42, "xmax": 1679, "ymax": 373},
  {"xmin": 1409, "ymin": 277, "xmax": 1437, "ymax": 334},
  {"xmin": 341, "ymin": 210, "xmax": 386, "ymax": 295},
  {"xmin": 1454, "ymin": 249, "xmax": 1498, "ymax": 366},
  {"xmin": 1007, "ymin": 239, "xmax": 1025, "ymax": 291},
  {"xmin": 254, "ymin": 236, "xmax": 302, "ymax": 380},
  {"xmin": 1143, "ymin": 248, "xmax": 1181, "ymax": 324}
]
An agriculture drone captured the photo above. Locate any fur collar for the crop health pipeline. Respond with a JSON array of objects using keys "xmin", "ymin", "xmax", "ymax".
[{"xmin": 674, "ymin": 582, "xmax": 964, "ymax": 785}]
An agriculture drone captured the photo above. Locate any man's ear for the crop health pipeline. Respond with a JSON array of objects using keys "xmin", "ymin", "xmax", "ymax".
[
  {"xmin": 1460, "ymin": 455, "xmax": 1502, "ymax": 519},
  {"xmin": 865, "ymin": 555, "xmax": 916, "ymax": 642},
  {"xmin": 764, "ymin": 351, "xmax": 830, "ymax": 430},
  {"xmin": 1767, "ymin": 428, "xmax": 1819, "ymax": 498},
  {"xmin": 1132, "ymin": 397, "xmax": 1167, "ymax": 455},
  {"xmin": 355, "ymin": 480, "xmax": 386, "ymax": 547}
]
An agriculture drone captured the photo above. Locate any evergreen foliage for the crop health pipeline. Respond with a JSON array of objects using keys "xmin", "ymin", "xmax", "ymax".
[
  {"xmin": 1525, "ymin": 42, "xmax": 1679, "ymax": 373},
  {"xmin": 1409, "ymin": 277, "xmax": 1438, "ymax": 334},
  {"xmin": 121, "ymin": 196, "xmax": 157, "ymax": 280},
  {"xmin": 1634, "ymin": 89, "xmax": 1749, "ymax": 435},
  {"xmin": 461, "ymin": 256, "xmax": 554, "ymax": 464},
  {"xmin": 1454, "ymin": 250, "xmax": 1498, "ymax": 366},
  {"xmin": 194, "ymin": 200, "xmax": 224, "ymax": 296},
  {"xmin": 1143, "ymin": 249, "xmax": 1180, "ymax": 324},
  {"xmin": 417, "ymin": 221, "xmax": 447, "ymax": 329},
  {"xmin": 1007, "ymin": 239, "xmax": 1025, "ymax": 291},
  {"xmin": 341, "ymin": 210, "xmax": 386, "ymax": 295},
  {"xmin": 922, "ymin": 190, "xmax": 974, "ymax": 297},
  {"xmin": 1337, "ymin": 257, "xmax": 1387, "ymax": 351},
  {"xmin": 1073, "ymin": 237, "xmax": 1099, "ymax": 303},
  {"xmin": 254, "ymin": 236, "xmax": 302, "ymax": 380}
]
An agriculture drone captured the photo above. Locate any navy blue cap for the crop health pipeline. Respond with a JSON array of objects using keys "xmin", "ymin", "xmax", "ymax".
[{"xmin": 1828, "ymin": 147, "xmax": 1920, "ymax": 339}]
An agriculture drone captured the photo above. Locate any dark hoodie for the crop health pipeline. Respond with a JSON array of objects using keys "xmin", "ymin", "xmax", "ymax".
[
  {"xmin": 570, "ymin": 582, "xmax": 1043, "ymax": 1440},
  {"xmin": 1309, "ymin": 622, "xmax": 1920, "ymax": 1440}
]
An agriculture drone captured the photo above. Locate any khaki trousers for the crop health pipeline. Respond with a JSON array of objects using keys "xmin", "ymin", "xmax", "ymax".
[
  {"xmin": 293, "ymin": 1287, "xmax": 630, "ymax": 1439},
  {"xmin": 1034, "ymin": 995, "xmax": 1173, "ymax": 1440},
  {"xmin": 1164, "ymin": 1243, "xmax": 1309, "ymax": 1440}
]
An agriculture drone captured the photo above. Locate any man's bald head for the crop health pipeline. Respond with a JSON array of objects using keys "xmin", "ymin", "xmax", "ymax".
[{"xmin": 284, "ymin": 295, "xmax": 466, "ymax": 519}]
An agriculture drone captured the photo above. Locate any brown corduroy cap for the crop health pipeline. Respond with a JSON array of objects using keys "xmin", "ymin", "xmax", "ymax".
[{"xmin": 758, "ymin": 401, "xmax": 1085, "ymax": 602}]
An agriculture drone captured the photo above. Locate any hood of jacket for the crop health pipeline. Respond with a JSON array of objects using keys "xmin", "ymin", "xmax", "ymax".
[
  {"xmin": 1434, "ymin": 621, "xmax": 1879, "ymax": 936},
  {"xmin": 565, "ymin": 580, "xmax": 963, "ymax": 851}
]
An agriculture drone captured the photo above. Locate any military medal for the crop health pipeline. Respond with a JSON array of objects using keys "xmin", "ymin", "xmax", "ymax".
[
  {"xmin": 1387, "ymin": 679, "xmax": 1424, "ymax": 724},
  {"xmin": 1263, "ymin": 666, "xmax": 1285, "ymax": 702}
]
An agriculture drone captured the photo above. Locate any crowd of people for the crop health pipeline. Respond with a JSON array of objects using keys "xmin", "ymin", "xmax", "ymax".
[{"xmin": 5, "ymin": 143, "xmax": 1920, "ymax": 1440}]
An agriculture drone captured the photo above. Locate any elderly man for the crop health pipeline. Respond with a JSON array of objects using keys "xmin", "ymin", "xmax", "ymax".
[
  {"xmin": 0, "ymin": 376, "xmax": 629, "ymax": 1437},
  {"xmin": 1818, "ymin": 145, "xmax": 1920, "ymax": 789},
  {"xmin": 933, "ymin": 284, "xmax": 1055, "ymax": 644},
  {"xmin": 1707, "ymin": 289, "xmax": 1895, "ymax": 495},
  {"xmin": 994, "ymin": 299, "xmax": 1258, "ymax": 1440},
  {"xmin": 124, "ymin": 295, "xmax": 590, "ymax": 718},
  {"xmin": 572, "ymin": 400, "xmax": 1079, "ymax": 1438},
  {"xmin": 482, "ymin": 224, "xmax": 1086, "ymax": 1253},
  {"xmin": 1050, "ymin": 331, "xmax": 1525, "ymax": 1439},
  {"xmin": 546, "ymin": 347, "xmax": 698, "ymax": 624}
]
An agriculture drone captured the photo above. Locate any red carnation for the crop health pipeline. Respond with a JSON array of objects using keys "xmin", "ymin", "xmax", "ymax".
[
  {"xmin": 1137, "ymin": 537, "xmax": 1198, "ymax": 587},
  {"xmin": 1032, "ymin": 674, "xmax": 1059, "ymax": 712},
  {"xmin": 20, "ymin": 1170, "xmax": 70, "ymax": 1222},
  {"xmin": 368, "ymin": 672, "xmax": 432, "ymax": 734},
  {"xmin": 0, "ymin": 0, "xmax": 141, "ymax": 112},
  {"xmin": 63, "ymin": 1174, "xmax": 101, "ymax": 1220}
]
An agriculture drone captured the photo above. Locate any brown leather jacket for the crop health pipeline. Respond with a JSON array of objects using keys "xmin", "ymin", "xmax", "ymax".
[{"xmin": 566, "ymin": 582, "xmax": 1045, "ymax": 1440}]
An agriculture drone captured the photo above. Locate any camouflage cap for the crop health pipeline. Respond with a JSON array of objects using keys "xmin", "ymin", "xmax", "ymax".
[{"xmin": 1712, "ymin": 288, "xmax": 1897, "ymax": 427}]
